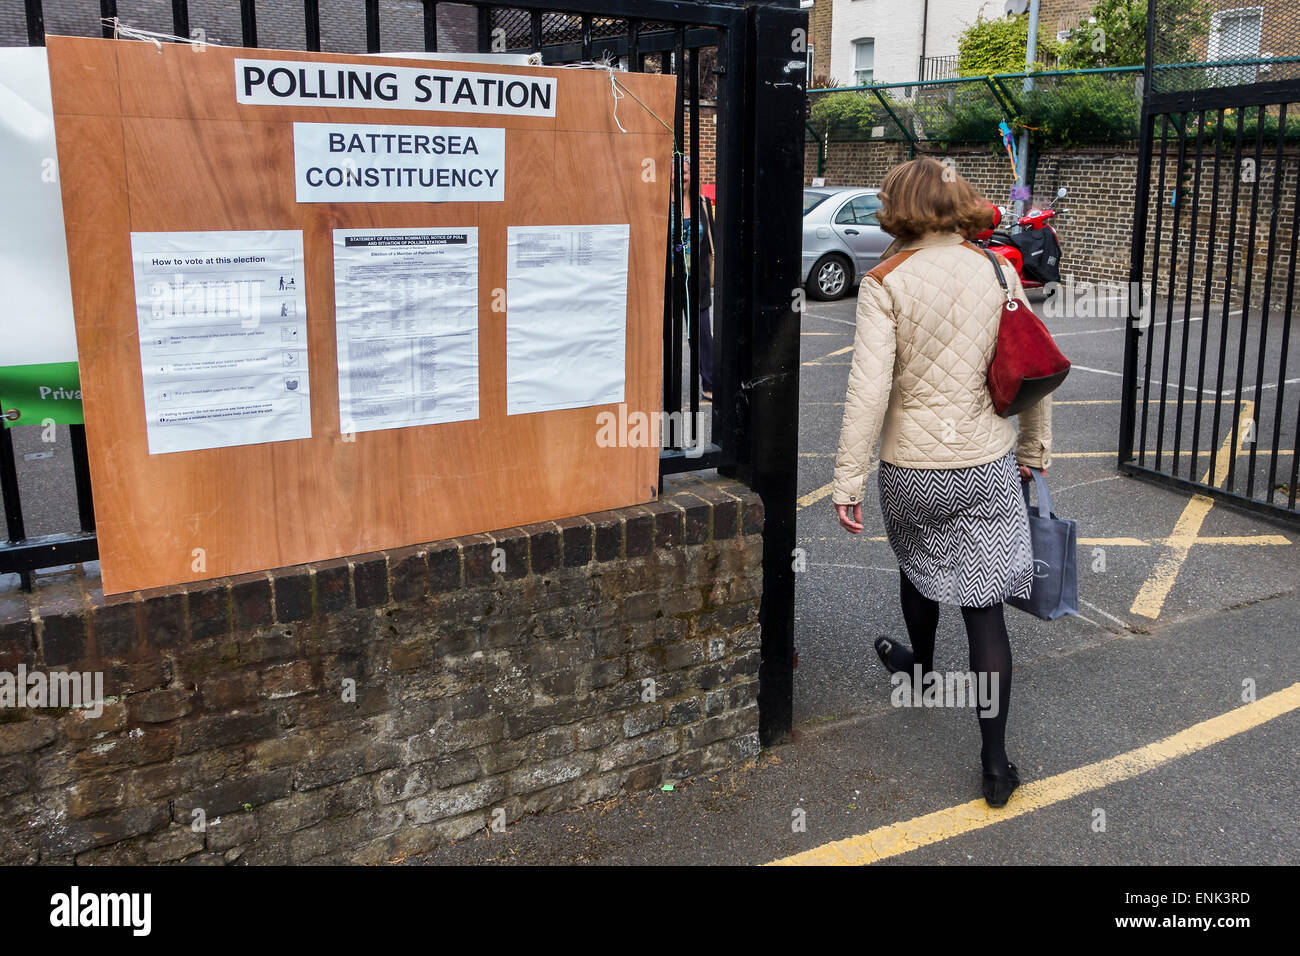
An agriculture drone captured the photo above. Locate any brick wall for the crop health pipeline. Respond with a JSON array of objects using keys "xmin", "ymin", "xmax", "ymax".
[
  {"xmin": 804, "ymin": 138, "xmax": 1300, "ymax": 309},
  {"xmin": 0, "ymin": 474, "xmax": 763, "ymax": 864}
]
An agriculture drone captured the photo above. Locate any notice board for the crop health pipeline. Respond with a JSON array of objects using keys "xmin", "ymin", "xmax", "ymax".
[{"xmin": 45, "ymin": 36, "xmax": 674, "ymax": 594}]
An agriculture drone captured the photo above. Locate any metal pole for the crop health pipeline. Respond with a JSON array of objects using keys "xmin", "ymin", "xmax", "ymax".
[{"xmin": 1015, "ymin": 0, "xmax": 1038, "ymax": 221}]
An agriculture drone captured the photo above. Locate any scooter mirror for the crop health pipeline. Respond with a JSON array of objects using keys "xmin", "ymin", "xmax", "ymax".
[{"xmin": 1057, "ymin": 187, "xmax": 1068, "ymax": 198}]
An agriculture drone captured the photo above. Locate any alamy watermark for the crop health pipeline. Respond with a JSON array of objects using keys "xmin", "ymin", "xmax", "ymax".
[
  {"xmin": 0, "ymin": 666, "xmax": 104, "ymax": 717},
  {"xmin": 890, "ymin": 667, "xmax": 999, "ymax": 718},
  {"xmin": 596, "ymin": 403, "xmax": 707, "ymax": 458}
]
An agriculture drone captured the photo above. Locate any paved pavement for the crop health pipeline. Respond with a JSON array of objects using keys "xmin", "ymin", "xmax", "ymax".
[{"xmin": 411, "ymin": 286, "xmax": 1300, "ymax": 866}]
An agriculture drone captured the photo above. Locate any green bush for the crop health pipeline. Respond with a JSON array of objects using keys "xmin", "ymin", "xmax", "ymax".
[
  {"xmin": 957, "ymin": 12, "xmax": 1059, "ymax": 77},
  {"xmin": 808, "ymin": 90, "xmax": 908, "ymax": 141},
  {"xmin": 1019, "ymin": 75, "xmax": 1140, "ymax": 147},
  {"xmin": 919, "ymin": 96, "xmax": 1008, "ymax": 145}
]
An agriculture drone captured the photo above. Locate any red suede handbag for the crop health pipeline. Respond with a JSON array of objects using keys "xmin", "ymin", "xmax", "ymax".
[{"xmin": 982, "ymin": 248, "xmax": 1070, "ymax": 417}]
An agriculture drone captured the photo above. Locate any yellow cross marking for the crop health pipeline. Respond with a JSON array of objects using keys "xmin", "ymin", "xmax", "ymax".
[
  {"xmin": 1129, "ymin": 402, "xmax": 1257, "ymax": 620},
  {"xmin": 766, "ymin": 682, "xmax": 1300, "ymax": 866}
]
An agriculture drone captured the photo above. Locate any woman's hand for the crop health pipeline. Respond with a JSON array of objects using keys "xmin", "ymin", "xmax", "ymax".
[
  {"xmin": 836, "ymin": 502, "xmax": 863, "ymax": 534},
  {"xmin": 1017, "ymin": 464, "xmax": 1044, "ymax": 481}
]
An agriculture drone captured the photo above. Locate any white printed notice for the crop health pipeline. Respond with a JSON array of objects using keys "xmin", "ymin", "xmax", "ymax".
[
  {"xmin": 130, "ymin": 231, "xmax": 311, "ymax": 455},
  {"xmin": 333, "ymin": 228, "xmax": 479, "ymax": 433},
  {"xmin": 294, "ymin": 123, "xmax": 504, "ymax": 203},
  {"xmin": 506, "ymin": 225, "xmax": 630, "ymax": 415}
]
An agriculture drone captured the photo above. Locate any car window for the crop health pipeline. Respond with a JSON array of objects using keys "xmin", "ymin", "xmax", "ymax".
[
  {"xmin": 854, "ymin": 195, "xmax": 881, "ymax": 225},
  {"xmin": 834, "ymin": 195, "xmax": 881, "ymax": 225},
  {"xmin": 803, "ymin": 191, "xmax": 829, "ymax": 215}
]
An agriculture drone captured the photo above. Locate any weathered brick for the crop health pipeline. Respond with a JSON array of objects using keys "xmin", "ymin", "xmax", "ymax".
[
  {"xmin": 352, "ymin": 553, "xmax": 389, "ymax": 608},
  {"xmin": 140, "ymin": 592, "xmax": 187, "ymax": 648},
  {"xmin": 556, "ymin": 516, "xmax": 593, "ymax": 567},
  {"xmin": 274, "ymin": 566, "xmax": 315, "ymax": 623},
  {"xmin": 231, "ymin": 576, "xmax": 273, "ymax": 629},
  {"xmin": 406, "ymin": 777, "xmax": 505, "ymax": 823},
  {"xmin": 522, "ymin": 522, "xmax": 560, "ymax": 574},
  {"xmin": 131, "ymin": 688, "xmax": 193, "ymax": 723}
]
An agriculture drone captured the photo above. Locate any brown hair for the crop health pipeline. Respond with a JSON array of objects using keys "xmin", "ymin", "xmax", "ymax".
[{"xmin": 875, "ymin": 157, "xmax": 994, "ymax": 243}]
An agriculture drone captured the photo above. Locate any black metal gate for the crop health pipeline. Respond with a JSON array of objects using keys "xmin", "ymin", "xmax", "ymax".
[
  {"xmin": 1, "ymin": 0, "xmax": 806, "ymax": 743},
  {"xmin": 1121, "ymin": 0, "xmax": 1300, "ymax": 523}
]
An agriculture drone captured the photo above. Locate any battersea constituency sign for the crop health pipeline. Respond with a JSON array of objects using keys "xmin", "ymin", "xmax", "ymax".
[
  {"xmin": 293, "ymin": 122, "xmax": 505, "ymax": 202},
  {"xmin": 235, "ymin": 58, "xmax": 557, "ymax": 117}
]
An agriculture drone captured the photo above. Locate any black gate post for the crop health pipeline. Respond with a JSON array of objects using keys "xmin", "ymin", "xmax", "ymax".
[
  {"xmin": 1119, "ymin": 1, "xmax": 1158, "ymax": 466},
  {"xmin": 721, "ymin": 1, "xmax": 806, "ymax": 747}
]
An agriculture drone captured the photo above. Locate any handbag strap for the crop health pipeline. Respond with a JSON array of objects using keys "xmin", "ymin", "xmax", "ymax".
[
  {"xmin": 1020, "ymin": 467, "xmax": 1055, "ymax": 516},
  {"xmin": 982, "ymin": 248, "xmax": 1014, "ymax": 304}
]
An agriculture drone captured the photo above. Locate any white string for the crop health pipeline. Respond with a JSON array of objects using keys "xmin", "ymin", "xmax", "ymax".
[{"xmin": 103, "ymin": 18, "xmax": 212, "ymax": 51}]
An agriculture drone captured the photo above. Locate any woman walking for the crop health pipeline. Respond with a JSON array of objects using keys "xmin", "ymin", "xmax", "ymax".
[{"xmin": 831, "ymin": 157, "xmax": 1052, "ymax": 808}]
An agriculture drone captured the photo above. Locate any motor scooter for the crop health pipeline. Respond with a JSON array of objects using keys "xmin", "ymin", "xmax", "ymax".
[{"xmin": 970, "ymin": 187, "xmax": 1067, "ymax": 289}]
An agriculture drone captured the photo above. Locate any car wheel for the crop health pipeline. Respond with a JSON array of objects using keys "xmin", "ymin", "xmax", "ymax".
[{"xmin": 807, "ymin": 254, "xmax": 851, "ymax": 300}]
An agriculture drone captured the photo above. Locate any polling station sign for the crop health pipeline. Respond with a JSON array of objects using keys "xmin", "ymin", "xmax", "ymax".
[
  {"xmin": 292, "ymin": 123, "xmax": 505, "ymax": 203},
  {"xmin": 235, "ymin": 59, "xmax": 557, "ymax": 117}
]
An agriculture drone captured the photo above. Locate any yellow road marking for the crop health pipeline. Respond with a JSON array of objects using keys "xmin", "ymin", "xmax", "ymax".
[
  {"xmin": 802, "ymin": 345, "xmax": 854, "ymax": 366},
  {"xmin": 768, "ymin": 681, "xmax": 1300, "ymax": 866},
  {"xmin": 1055, "ymin": 449, "xmax": 1292, "ymax": 459},
  {"xmin": 797, "ymin": 482, "xmax": 836, "ymax": 509},
  {"xmin": 1130, "ymin": 403, "xmax": 1253, "ymax": 620}
]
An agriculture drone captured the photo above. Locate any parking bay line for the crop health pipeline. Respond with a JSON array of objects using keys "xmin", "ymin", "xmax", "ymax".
[{"xmin": 766, "ymin": 681, "xmax": 1300, "ymax": 866}]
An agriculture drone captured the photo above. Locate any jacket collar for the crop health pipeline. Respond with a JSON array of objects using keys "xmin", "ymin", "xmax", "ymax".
[{"xmin": 900, "ymin": 230, "xmax": 965, "ymax": 251}]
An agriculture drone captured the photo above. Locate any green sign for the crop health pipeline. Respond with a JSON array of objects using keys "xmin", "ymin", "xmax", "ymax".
[{"xmin": 0, "ymin": 362, "xmax": 83, "ymax": 428}]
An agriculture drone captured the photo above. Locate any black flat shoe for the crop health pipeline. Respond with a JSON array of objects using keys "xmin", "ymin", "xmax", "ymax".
[
  {"xmin": 873, "ymin": 635, "xmax": 915, "ymax": 675},
  {"xmin": 982, "ymin": 762, "xmax": 1020, "ymax": 808}
]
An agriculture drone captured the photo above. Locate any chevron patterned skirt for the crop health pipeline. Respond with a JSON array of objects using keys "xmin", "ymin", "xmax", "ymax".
[{"xmin": 877, "ymin": 451, "xmax": 1034, "ymax": 608}]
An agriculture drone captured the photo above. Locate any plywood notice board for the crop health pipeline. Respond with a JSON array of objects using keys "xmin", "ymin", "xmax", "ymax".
[{"xmin": 46, "ymin": 36, "xmax": 674, "ymax": 594}]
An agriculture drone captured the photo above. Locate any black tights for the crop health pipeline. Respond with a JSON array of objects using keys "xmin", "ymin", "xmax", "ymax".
[{"xmin": 899, "ymin": 573, "xmax": 1014, "ymax": 776}]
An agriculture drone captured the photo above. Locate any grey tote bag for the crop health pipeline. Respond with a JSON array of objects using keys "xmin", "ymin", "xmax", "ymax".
[{"xmin": 1008, "ymin": 469, "xmax": 1079, "ymax": 621}]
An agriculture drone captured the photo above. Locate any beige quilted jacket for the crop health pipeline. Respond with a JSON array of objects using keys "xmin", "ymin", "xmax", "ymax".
[{"xmin": 831, "ymin": 230, "xmax": 1053, "ymax": 507}]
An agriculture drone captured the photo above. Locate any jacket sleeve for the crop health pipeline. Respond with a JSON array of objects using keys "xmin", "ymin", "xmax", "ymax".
[
  {"xmin": 1006, "ymin": 266, "xmax": 1054, "ymax": 468},
  {"xmin": 832, "ymin": 276, "xmax": 897, "ymax": 505}
]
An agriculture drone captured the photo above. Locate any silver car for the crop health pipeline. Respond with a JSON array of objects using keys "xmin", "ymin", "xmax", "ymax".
[{"xmin": 802, "ymin": 187, "xmax": 893, "ymax": 300}]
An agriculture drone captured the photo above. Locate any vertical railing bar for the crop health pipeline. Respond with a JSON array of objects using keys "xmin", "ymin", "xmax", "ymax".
[
  {"xmin": 365, "ymin": 0, "xmax": 380, "ymax": 53},
  {"xmin": 1208, "ymin": 114, "xmax": 1247, "ymax": 488},
  {"xmin": 628, "ymin": 19, "xmax": 640, "ymax": 72},
  {"xmin": 1268, "ymin": 127, "xmax": 1300, "ymax": 506},
  {"xmin": 100, "ymin": 1, "xmax": 117, "ymax": 39},
  {"xmin": 530, "ymin": 11, "xmax": 543, "ymax": 58},
  {"xmin": 581, "ymin": 15, "xmax": 592, "ymax": 61},
  {"xmin": 687, "ymin": 43, "xmax": 701, "ymax": 426},
  {"xmin": 1190, "ymin": 108, "xmax": 1226, "ymax": 476},
  {"xmin": 305, "ymin": 0, "xmax": 321, "ymax": 52},
  {"xmin": 1171, "ymin": 109, "xmax": 1206, "ymax": 477},
  {"xmin": 1138, "ymin": 113, "xmax": 1172, "ymax": 466},
  {"xmin": 1153, "ymin": 114, "xmax": 1190, "ymax": 472},
  {"xmin": 69, "ymin": 426, "xmax": 96, "ymax": 533},
  {"xmin": 476, "ymin": 6, "xmax": 492, "ymax": 55},
  {"xmin": 667, "ymin": 27, "xmax": 686, "ymax": 446},
  {"xmin": 0, "ymin": 426, "xmax": 33, "ymax": 592},
  {"xmin": 1226, "ymin": 107, "xmax": 1268, "ymax": 493},
  {"xmin": 0, "ymin": 428, "xmax": 27, "ymax": 546},
  {"xmin": 712, "ymin": 20, "xmax": 742, "ymax": 464},
  {"xmin": 240, "ymin": 0, "xmax": 258, "ymax": 48},
  {"xmin": 24, "ymin": 0, "xmax": 44, "ymax": 45},
  {"xmin": 423, "ymin": 0, "xmax": 438, "ymax": 52},
  {"xmin": 1245, "ymin": 102, "xmax": 1288, "ymax": 499},
  {"xmin": 172, "ymin": 0, "xmax": 189, "ymax": 39}
]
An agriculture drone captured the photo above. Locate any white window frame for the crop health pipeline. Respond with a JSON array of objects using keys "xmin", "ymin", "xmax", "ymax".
[{"xmin": 853, "ymin": 37, "xmax": 875, "ymax": 86}]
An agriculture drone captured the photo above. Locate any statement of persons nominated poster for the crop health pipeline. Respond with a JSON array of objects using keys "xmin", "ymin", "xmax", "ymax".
[
  {"xmin": 333, "ymin": 228, "xmax": 480, "ymax": 433},
  {"xmin": 129, "ymin": 231, "xmax": 312, "ymax": 455},
  {"xmin": 506, "ymin": 224, "xmax": 631, "ymax": 415}
]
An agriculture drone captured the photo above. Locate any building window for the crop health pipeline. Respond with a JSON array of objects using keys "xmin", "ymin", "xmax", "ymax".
[
  {"xmin": 854, "ymin": 38, "xmax": 875, "ymax": 85},
  {"xmin": 1208, "ymin": 7, "xmax": 1263, "ymax": 85}
]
